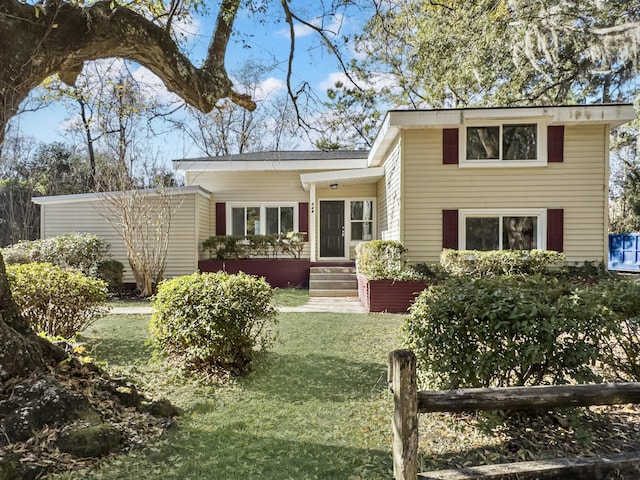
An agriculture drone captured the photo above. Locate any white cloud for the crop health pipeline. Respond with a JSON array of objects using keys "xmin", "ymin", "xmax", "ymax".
[
  {"xmin": 254, "ymin": 77, "xmax": 287, "ymax": 102},
  {"xmin": 319, "ymin": 71, "xmax": 354, "ymax": 92},
  {"xmin": 277, "ymin": 13, "xmax": 345, "ymax": 39}
]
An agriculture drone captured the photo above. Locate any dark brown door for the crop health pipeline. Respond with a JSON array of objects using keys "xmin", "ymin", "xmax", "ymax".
[{"xmin": 320, "ymin": 201, "xmax": 344, "ymax": 257}]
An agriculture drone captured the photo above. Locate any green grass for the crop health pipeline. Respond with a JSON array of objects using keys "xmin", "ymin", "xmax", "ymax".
[
  {"xmin": 271, "ymin": 287, "xmax": 309, "ymax": 307},
  {"xmin": 106, "ymin": 297, "xmax": 152, "ymax": 309},
  {"xmin": 71, "ymin": 311, "xmax": 403, "ymax": 480},
  {"xmin": 106, "ymin": 288, "xmax": 307, "ymax": 309}
]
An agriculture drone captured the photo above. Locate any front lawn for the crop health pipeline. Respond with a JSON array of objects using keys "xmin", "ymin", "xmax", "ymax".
[
  {"xmin": 54, "ymin": 301, "xmax": 640, "ymax": 479},
  {"xmin": 67, "ymin": 311, "xmax": 402, "ymax": 479}
]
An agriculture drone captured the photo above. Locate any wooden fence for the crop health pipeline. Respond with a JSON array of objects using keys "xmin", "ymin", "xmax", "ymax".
[{"xmin": 388, "ymin": 349, "xmax": 640, "ymax": 480}]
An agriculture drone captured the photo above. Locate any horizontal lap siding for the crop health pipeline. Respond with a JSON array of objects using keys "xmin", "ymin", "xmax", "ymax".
[
  {"xmin": 189, "ymin": 171, "xmax": 309, "ymax": 202},
  {"xmin": 41, "ymin": 194, "xmax": 199, "ymax": 283},
  {"xmin": 377, "ymin": 139, "xmax": 402, "ymax": 241},
  {"xmin": 317, "ymin": 184, "xmax": 376, "ymax": 199},
  {"xmin": 402, "ymin": 125, "xmax": 607, "ymax": 264},
  {"xmin": 197, "ymin": 194, "xmax": 212, "ymax": 260}
]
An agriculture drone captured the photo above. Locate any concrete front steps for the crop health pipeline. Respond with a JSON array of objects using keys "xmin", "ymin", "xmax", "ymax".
[{"xmin": 309, "ymin": 266, "xmax": 358, "ymax": 297}]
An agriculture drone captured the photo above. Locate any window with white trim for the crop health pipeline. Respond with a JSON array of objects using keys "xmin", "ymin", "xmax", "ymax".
[
  {"xmin": 350, "ymin": 200, "xmax": 374, "ymax": 241},
  {"xmin": 462, "ymin": 122, "xmax": 546, "ymax": 167},
  {"xmin": 460, "ymin": 210, "xmax": 546, "ymax": 251},
  {"xmin": 229, "ymin": 204, "xmax": 296, "ymax": 236}
]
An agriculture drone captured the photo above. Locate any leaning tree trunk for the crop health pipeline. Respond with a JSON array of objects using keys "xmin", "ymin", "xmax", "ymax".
[
  {"xmin": 0, "ymin": 2, "xmax": 254, "ymax": 473},
  {"xmin": 0, "ymin": 254, "xmax": 49, "ymax": 380}
]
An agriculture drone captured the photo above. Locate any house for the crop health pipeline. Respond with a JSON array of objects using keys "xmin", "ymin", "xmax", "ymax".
[{"xmin": 33, "ymin": 104, "xmax": 636, "ymax": 291}]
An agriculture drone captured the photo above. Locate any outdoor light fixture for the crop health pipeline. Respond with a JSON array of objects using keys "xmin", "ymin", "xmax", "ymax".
[{"xmin": 330, "ymin": 183, "xmax": 338, "ymax": 190}]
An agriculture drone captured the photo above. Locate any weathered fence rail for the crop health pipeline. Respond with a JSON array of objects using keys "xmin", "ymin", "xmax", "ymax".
[{"xmin": 388, "ymin": 349, "xmax": 640, "ymax": 480}]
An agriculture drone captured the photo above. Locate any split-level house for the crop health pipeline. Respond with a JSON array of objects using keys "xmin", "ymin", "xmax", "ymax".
[{"xmin": 33, "ymin": 104, "xmax": 635, "ymax": 290}]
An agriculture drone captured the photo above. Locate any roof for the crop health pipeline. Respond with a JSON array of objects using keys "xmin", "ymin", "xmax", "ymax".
[
  {"xmin": 174, "ymin": 150, "xmax": 370, "ymax": 172},
  {"xmin": 178, "ymin": 150, "xmax": 370, "ymax": 162},
  {"xmin": 32, "ymin": 185, "xmax": 210, "ymax": 205}
]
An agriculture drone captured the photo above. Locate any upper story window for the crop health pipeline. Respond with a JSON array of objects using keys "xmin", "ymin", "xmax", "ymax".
[{"xmin": 461, "ymin": 122, "xmax": 546, "ymax": 167}]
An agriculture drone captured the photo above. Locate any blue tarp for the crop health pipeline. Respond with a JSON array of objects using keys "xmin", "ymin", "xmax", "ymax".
[{"xmin": 609, "ymin": 233, "xmax": 640, "ymax": 272}]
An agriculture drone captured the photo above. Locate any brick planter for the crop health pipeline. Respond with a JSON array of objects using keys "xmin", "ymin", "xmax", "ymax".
[
  {"xmin": 198, "ymin": 259, "xmax": 311, "ymax": 288},
  {"xmin": 357, "ymin": 274, "xmax": 427, "ymax": 313}
]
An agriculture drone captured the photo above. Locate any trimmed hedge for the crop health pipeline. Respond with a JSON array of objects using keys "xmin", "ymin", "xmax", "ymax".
[
  {"xmin": 7, "ymin": 262, "xmax": 108, "ymax": 338},
  {"xmin": 355, "ymin": 240, "xmax": 408, "ymax": 280},
  {"xmin": 150, "ymin": 272, "xmax": 278, "ymax": 375},
  {"xmin": 440, "ymin": 249, "xmax": 566, "ymax": 277},
  {"xmin": 404, "ymin": 275, "xmax": 620, "ymax": 389}
]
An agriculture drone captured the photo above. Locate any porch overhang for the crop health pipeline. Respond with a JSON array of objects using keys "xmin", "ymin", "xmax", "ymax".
[{"xmin": 300, "ymin": 167, "xmax": 385, "ymax": 191}]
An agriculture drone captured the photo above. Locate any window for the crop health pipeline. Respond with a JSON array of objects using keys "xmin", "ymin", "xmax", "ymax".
[
  {"xmin": 350, "ymin": 200, "xmax": 373, "ymax": 241},
  {"xmin": 230, "ymin": 204, "xmax": 296, "ymax": 237},
  {"xmin": 460, "ymin": 210, "xmax": 545, "ymax": 251},
  {"xmin": 266, "ymin": 206, "xmax": 294, "ymax": 235},
  {"xmin": 463, "ymin": 122, "xmax": 543, "ymax": 166}
]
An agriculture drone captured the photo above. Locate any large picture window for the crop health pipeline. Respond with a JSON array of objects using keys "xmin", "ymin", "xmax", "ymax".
[
  {"xmin": 461, "ymin": 210, "xmax": 545, "ymax": 251},
  {"xmin": 463, "ymin": 122, "xmax": 542, "ymax": 166},
  {"xmin": 230, "ymin": 204, "xmax": 296, "ymax": 237}
]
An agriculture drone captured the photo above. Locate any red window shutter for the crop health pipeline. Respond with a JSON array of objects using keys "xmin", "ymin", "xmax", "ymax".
[
  {"xmin": 442, "ymin": 210, "xmax": 459, "ymax": 249},
  {"xmin": 215, "ymin": 202, "xmax": 226, "ymax": 236},
  {"xmin": 298, "ymin": 202, "xmax": 309, "ymax": 240},
  {"xmin": 547, "ymin": 208, "xmax": 564, "ymax": 252},
  {"xmin": 547, "ymin": 126, "xmax": 564, "ymax": 163},
  {"xmin": 442, "ymin": 128, "xmax": 459, "ymax": 165}
]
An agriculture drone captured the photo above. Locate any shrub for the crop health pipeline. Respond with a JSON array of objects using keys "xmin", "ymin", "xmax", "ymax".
[
  {"xmin": 3, "ymin": 233, "xmax": 109, "ymax": 275},
  {"xmin": 440, "ymin": 249, "xmax": 566, "ymax": 278},
  {"xmin": 92, "ymin": 259, "xmax": 125, "ymax": 294},
  {"xmin": 404, "ymin": 275, "xmax": 616, "ymax": 389},
  {"xmin": 589, "ymin": 279, "xmax": 640, "ymax": 381},
  {"xmin": 7, "ymin": 262, "xmax": 108, "ymax": 338},
  {"xmin": 150, "ymin": 272, "xmax": 278, "ymax": 375},
  {"xmin": 202, "ymin": 233, "xmax": 306, "ymax": 260},
  {"xmin": 356, "ymin": 240, "xmax": 408, "ymax": 280}
]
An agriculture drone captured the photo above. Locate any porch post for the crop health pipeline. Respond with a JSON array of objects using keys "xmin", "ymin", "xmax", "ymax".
[{"xmin": 310, "ymin": 183, "xmax": 317, "ymax": 263}]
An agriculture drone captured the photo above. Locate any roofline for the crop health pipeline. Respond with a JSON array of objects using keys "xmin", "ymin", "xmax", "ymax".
[
  {"xmin": 368, "ymin": 103, "xmax": 636, "ymax": 166},
  {"xmin": 300, "ymin": 167, "xmax": 385, "ymax": 191},
  {"xmin": 173, "ymin": 158, "xmax": 369, "ymax": 172},
  {"xmin": 32, "ymin": 185, "xmax": 210, "ymax": 205}
]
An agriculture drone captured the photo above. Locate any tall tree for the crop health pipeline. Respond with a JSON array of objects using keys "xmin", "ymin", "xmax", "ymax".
[
  {"xmin": 355, "ymin": 0, "xmax": 640, "ymax": 108},
  {"xmin": 0, "ymin": 1, "xmax": 262, "ymax": 468},
  {"xmin": 184, "ymin": 60, "xmax": 300, "ymax": 155},
  {"xmin": 0, "ymin": 4, "xmax": 359, "ymax": 470}
]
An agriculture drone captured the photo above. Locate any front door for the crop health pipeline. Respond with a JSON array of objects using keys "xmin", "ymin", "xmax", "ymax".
[{"xmin": 320, "ymin": 201, "xmax": 345, "ymax": 258}]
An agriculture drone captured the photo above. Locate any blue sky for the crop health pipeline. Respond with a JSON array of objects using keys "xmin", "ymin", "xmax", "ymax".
[{"xmin": 11, "ymin": 1, "xmax": 367, "ymax": 165}]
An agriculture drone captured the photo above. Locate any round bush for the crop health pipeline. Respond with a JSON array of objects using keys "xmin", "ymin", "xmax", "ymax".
[
  {"xmin": 404, "ymin": 275, "xmax": 615, "ymax": 389},
  {"xmin": 3, "ymin": 233, "xmax": 109, "ymax": 275},
  {"xmin": 7, "ymin": 262, "xmax": 108, "ymax": 338},
  {"xmin": 150, "ymin": 272, "xmax": 278, "ymax": 375}
]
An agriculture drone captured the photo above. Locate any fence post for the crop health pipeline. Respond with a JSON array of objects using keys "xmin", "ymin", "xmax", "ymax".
[{"xmin": 389, "ymin": 350, "xmax": 418, "ymax": 480}]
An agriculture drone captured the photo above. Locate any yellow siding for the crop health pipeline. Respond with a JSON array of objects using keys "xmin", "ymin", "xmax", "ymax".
[
  {"xmin": 41, "ymin": 193, "xmax": 201, "ymax": 283},
  {"xmin": 399, "ymin": 125, "xmax": 608, "ymax": 264},
  {"xmin": 316, "ymin": 184, "xmax": 376, "ymax": 199},
  {"xmin": 377, "ymin": 138, "xmax": 402, "ymax": 241},
  {"xmin": 197, "ymin": 194, "xmax": 212, "ymax": 260},
  {"xmin": 187, "ymin": 171, "xmax": 309, "ymax": 202}
]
